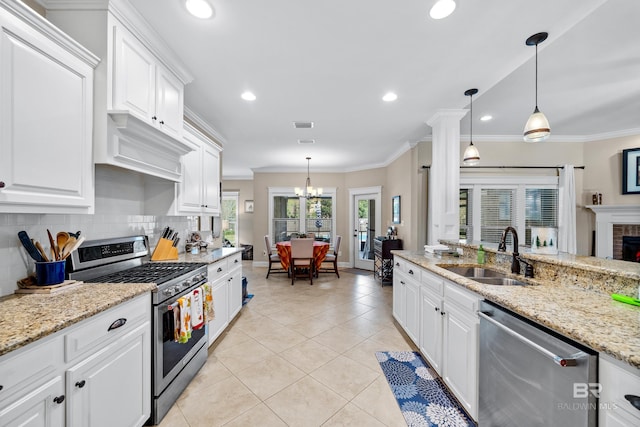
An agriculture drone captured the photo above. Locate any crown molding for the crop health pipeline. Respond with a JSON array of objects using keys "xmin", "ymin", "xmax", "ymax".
[{"xmin": 184, "ymin": 106, "xmax": 227, "ymax": 147}]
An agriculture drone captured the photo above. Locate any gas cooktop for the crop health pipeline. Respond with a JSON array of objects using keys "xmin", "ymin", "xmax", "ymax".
[{"xmin": 84, "ymin": 262, "xmax": 204, "ymax": 285}]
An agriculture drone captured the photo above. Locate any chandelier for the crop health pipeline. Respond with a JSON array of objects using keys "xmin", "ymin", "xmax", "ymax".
[{"xmin": 295, "ymin": 157, "xmax": 322, "ymax": 198}]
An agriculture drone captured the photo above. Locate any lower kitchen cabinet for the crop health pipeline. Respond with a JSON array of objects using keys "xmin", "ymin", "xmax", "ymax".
[
  {"xmin": 420, "ymin": 277, "xmax": 444, "ymax": 373},
  {"xmin": 228, "ymin": 257, "xmax": 243, "ymax": 320},
  {"xmin": 0, "ymin": 293, "xmax": 151, "ymax": 427},
  {"xmin": 207, "ymin": 252, "xmax": 243, "ymax": 346},
  {"xmin": 599, "ymin": 354, "xmax": 640, "ymax": 426},
  {"xmin": 393, "ymin": 269, "xmax": 420, "ymax": 344}
]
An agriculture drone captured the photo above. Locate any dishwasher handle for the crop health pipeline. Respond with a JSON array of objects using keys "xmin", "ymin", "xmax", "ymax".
[{"xmin": 479, "ymin": 311, "xmax": 581, "ymax": 367}]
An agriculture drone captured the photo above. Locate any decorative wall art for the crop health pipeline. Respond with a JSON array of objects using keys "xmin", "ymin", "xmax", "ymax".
[
  {"xmin": 245, "ymin": 200, "xmax": 254, "ymax": 213},
  {"xmin": 622, "ymin": 147, "xmax": 640, "ymax": 194},
  {"xmin": 392, "ymin": 196, "xmax": 401, "ymax": 224}
]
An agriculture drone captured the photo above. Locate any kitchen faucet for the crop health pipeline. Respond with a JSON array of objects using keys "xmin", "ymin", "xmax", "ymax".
[{"xmin": 498, "ymin": 226, "xmax": 520, "ymax": 275}]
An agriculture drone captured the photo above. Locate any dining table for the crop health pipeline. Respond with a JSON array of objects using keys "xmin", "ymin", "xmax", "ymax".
[{"xmin": 276, "ymin": 240, "xmax": 330, "ymax": 272}]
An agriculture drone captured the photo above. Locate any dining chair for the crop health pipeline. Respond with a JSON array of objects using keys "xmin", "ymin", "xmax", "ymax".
[
  {"xmin": 317, "ymin": 235, "xmax": 341, "ymax": 278},
  {"xmin": 306, "ymin": 232, "xmax": 315, "ymax": 240},
  {"xmin": 290, "ymin": 238, "xmax": 314, "ymax": 285},
  {"xmin": 265, "ymin": 235, "xmax": 286, "ymax": 278}
]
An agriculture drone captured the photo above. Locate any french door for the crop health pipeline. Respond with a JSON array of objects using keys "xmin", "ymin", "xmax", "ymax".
[{"xmin": 350, "ymin": 187, "xmax": 381, "ymax": 270}]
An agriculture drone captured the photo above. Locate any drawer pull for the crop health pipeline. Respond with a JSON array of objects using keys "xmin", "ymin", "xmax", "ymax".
[
  {"xmin": 107, "ymin": 318, "xmax": 127, "ymax": 331},
  {"xmin": 625, "ymin": 395, "xmax": 640, "ymax": 412},
  {"xmin": 75, "ymin": 380, "xmax": 86, "ymax": 388},
  {"xmin": 53, "ymin": 395, "xmax": 65, "ymax": 404}
]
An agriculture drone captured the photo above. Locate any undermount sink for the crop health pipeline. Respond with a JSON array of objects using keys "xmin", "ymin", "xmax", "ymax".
[{"xmin": 438, "ymin": 265, "xmax": 530, "ymax": 286}]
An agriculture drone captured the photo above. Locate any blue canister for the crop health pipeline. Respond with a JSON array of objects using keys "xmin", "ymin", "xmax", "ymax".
[{"xmin": 35, "ymin": 260, "xmax": 66, "ymax": 285}]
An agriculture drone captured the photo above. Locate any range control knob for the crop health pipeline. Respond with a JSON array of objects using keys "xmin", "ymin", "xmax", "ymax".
[
  {"xmin": 162, "ymin": 288, "xmax": 173, "ymax": 296},
  {"xmin": 182, "ymin": 280, "xmax": 190, "ymax": 288}
]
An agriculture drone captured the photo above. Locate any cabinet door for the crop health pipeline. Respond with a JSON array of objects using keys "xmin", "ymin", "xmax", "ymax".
[
  {"xmin": 403, "ymin": 279, "xmax": 420, "ymax": 344},
  {"xmin": 112, "ymin": 25, "xmax": 155, "ymax": 122},
  {"xmin": 0, "ymin": 7, "xmax": 94, "ymax": 213},
  {"xmin": 392, "ymin": 273, "xmax": 403, "ymax": 322},
  {"xmin": 228, "ymin": 267, "xmax": 243, "ymax": 320},
  {"xmin": 420, "ymin": 288, "xmax": 443, "ymax": 373},
  {"xmin": 208, "ymin": 278, "xmax": 229, "ymax": 346},
  {"xmin": 442, "ymin": 303, "xmax": 478, "ymax": 419},
  {"xmin": 201, "ymin": 143, "xmax": 221, "ymax": 214},
  {"xmin": 66, "ymin": 323, "xmax": 151, "ymax": 427},
  {"xmin": 0, "ymin": 376, "xmax": 64, "ymax": 427},
  {"xmin": 177, "ymin": 140, "xmax": 203, "ymax": 214},
  {"xmin": 155, "ymin": 66, "xmax": 184, "ymax": 138}
]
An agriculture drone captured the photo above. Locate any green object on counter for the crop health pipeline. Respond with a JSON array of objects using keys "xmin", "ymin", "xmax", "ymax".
[
  {"xmin": 477, "ymin": 245, "xmax": 485, "ymax": 264},
  {"xmin": 612, "ymin": 294, "xmax": 640, "ymax": 307}
]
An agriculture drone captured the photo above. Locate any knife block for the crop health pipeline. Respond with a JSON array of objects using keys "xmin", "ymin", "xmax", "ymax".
[{"xmin": 151, "ymin": 238, "xmax": 179, "ymax": 261}]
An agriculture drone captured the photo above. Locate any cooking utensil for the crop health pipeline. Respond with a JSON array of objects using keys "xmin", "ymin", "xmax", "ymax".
[
  {"xmin": 60, "ymin": 237, "xmax": 76, "ymax": 258},
  {"xmin": 35, "ymin": 241, "xmax": 50, "ymax": 262},
  {"xmin": 56, "ymin": 232, "xmax": 70, "ymax": 252},
  {"xmin": 61, "ymin": 236, "xmax": 85, "ymax": 260},
  {"xmin": 612, "ymin": 294, "xmax": 640, "ymax": 307},
  {"xmin": 47, "ymin": 229, "xmax": 59, "ymax": 260},
  {"xmin": 18, "ymin": 231, "xmax": 45, "ymax": 262}
]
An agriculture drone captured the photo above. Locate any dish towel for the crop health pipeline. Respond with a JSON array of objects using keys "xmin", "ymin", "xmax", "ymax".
[
  {"xmin": 172, "ymin": 304, "xmax": 180, "ymax": 342},
  {"xmin": 191, "ymin": 288, "xmax": 204, "ymax": 330},
  {"xmin": 177, "ymin": 296, "xmax": 192, "ymax": 343},
  {"xmin": 202, "ymin": 282, "xmax": 215, "ymax": 322}
]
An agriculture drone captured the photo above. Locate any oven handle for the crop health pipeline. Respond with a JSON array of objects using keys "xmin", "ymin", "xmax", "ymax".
[
  {"xmin": 161, "ymin": 280, "xmax": 208, "ymax": 309},
  {"xmin": 478, "ymin": 311, "xmax": 580, "ymax": 367}
]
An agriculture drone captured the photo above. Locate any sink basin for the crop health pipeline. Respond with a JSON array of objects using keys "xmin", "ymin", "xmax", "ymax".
[
  {"xmin": 470, "ymin": 277, "xmax": 529, "ymax": 286},
  {"xmin": 440, "ymin": 266, "xmax": 509, "ymax": 279}
]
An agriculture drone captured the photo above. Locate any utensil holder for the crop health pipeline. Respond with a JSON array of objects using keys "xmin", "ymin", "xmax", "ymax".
[
  {"xmin": 35, "ymin": 260, "xmax": 66, "ymax": 285},
  {"xmin": 151, "ymin": 238, "xmax": 178, "ymax": 261}
]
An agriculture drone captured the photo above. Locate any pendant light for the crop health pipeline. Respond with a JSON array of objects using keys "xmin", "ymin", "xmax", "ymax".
[
  {"xmin": 295, "ymin": 157, "xmax": 322, "ymax": 198},
  {"xmin": 463, "ymin": 88, "xmax": 480, "ymax": 166},
  {"xmin": 523, "ymin": 32, "xmax": 550, "ymax": 143}
]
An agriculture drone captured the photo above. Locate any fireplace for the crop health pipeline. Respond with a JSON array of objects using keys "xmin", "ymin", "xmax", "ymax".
[
  {"xmin": 623, "ymin": 236, "xmax": 640, "ymax": 263},
  {"xmin": 587, "ymin": 205, "xmax": 640, "ymax": 259}
]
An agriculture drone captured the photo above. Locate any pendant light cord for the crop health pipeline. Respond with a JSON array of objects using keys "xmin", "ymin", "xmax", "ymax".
[
  {"xmin": 470, "ymin": 93, "xmax": 473, "ymax": 144},
  {"xmin": 535, "ymin": 42, "xmax": 539, "ymax": 108}
]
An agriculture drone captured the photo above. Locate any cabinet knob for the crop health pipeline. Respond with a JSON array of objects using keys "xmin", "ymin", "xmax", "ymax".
[
  {"xmin": 408, "ymin": 269, "xmax": 414, "ymax": 275},
  {"xmin": 75, "ymin": 380, "xmax": 86, "ymax": 388},
  {"xmin": 400, "ymin": 281, "xmax": 405, "ymax": 285},
  {"xmin": 152, "ymin": 116, "xmax": 157, "ymax": 121},
  {"xmin": 217, "ymin": 267, "xmax": 223, "ymax": 272},
  {"xmin": 0, "ymin": 181, "xmax": 4, "ymax": 189},
  {"xmin": 53, "ymin": 395, "xmax": 65, "ymax": 404},
  {"xmin": 395, "ymin": 262, "xmax": 399, "ymax": 267},
  {"xmin": 159, "ymin": 120, "xmax": 165, "ymax": 125},
  {"xmin": 440, "ymin": 311, "xmax": 446, "ymax": 316},
  {"xmin": 625, "ymin": 395, "xmax": 640, "ymax": 411},
  {"xmin": 0, "ymin": 385, "xmax": 3, "ymax": 391},
  {"xmin": 434, "ymin": 307, "xmax": 440, "ymax": 312}
]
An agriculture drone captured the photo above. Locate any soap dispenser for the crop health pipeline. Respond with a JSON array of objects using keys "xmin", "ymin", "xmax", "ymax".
[{"xmin": 477, "ymin": 245, "xmax": 485, "ymax": 264}]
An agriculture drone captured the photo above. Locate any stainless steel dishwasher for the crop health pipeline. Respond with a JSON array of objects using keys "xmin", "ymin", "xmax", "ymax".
[{"xmin": 478, "ymin": 301, "xmax": 597, "ymax": 427}]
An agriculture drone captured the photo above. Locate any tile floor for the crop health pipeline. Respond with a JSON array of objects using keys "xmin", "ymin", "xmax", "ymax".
[{"xmin": 158, "ymin": 264, "xmax": 417, "ymax": 427}]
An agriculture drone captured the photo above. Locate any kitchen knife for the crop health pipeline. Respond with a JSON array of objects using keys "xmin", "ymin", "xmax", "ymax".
[
  {"xmin": 612, "ymin": 294, "xmax": 640, "ymax": 307},
  {"xmin": 171, "ymin": 231, "xmax": 178, "ymax": 241},
  {"xmin": 18, "ymin": 231, "xmax": 44, "ymax": 262},
  {"xmin": 172, "ymin": 238, "xmax": 180, "ymax": 247},
  {"xmin": 161, "ymin": 226, "xmax": 170, "ymax": 238}
]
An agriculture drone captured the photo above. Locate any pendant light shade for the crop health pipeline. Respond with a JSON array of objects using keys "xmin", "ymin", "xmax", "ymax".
[
  {"xmin": 523, "ymin": 32, "xmax": 550, "ymax": 143},
  {"xmin": 463, "ymin": 88, "xmax": 480, "ymax": 166}
]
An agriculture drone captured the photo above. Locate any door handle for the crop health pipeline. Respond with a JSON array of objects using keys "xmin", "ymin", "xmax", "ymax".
[{"xmin": 625, "ymin": 395, "xmax": 640, "ymax": 412}]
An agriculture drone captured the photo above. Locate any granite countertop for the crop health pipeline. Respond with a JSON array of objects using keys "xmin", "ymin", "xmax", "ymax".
[
  {"xmin": 0, "ymin": 283, "xmax": 155, "ymax": 357},
  {"xmin": 177, "ymin": 247, "xmax": 244, "ymax": 264},
  {"xmin": 392, "ymin": 249, "xmax": 640, "ymax": 369}
]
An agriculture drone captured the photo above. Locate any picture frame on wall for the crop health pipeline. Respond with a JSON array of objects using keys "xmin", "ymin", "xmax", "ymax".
[
  {"xmin": 392, "ymin": 195, "xmax": 401, "ymax": 224},
  {"xmin": 245, "ymin": 200, "xmax": 254, "ymax": 213},
  {"xmin": 622, "ymin": 148, "xmax": 640, "ymax": 194}
]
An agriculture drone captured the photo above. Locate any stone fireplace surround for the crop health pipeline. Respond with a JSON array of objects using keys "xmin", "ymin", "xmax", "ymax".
[{"xmin": 587, "ymin": 205, "xmax": 640, "ymax": 259}]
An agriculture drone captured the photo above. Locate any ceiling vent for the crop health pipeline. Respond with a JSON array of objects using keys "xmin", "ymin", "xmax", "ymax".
[
  {"xmin": 293, "ymin": 121, "xmax": 314, "ymax": 129},
  {"xmin": 298, "ymin": 139, "xmax": 316, "ymax": 145}
]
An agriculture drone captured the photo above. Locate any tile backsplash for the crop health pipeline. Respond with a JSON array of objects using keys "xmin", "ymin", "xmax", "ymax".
[{"xmin": 0, "ymin": 213, "xmax": 202, "ymax": 297}]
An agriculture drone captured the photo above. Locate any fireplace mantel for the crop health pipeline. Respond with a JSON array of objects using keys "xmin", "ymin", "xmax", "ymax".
[{"xmin": 587, "ymin": 204, "xmax": 640, "ymax": 258}]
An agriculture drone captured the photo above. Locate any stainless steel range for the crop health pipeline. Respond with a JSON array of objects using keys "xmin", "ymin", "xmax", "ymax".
[{"xmin": 68, "ymin": 235, "xmax": 209, "ymax": 425}]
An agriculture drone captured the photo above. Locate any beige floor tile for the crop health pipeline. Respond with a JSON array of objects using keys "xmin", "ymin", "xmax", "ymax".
[
  {"xmin": 176, "ymin": 354, "xmax": 233, "ymax": 401},
  {"xmin": 157, "ymin": 404, "xmax": 189, "ymax": 427},
  {"xmin": 309, "ymin": 355, "xmax": 379, "ymax": 400},
  {"xmin": 253, "ymin": 325, "xmax": 308, "ymax": 352},
  {"xmin": 368, "ymin": 325, "xmax": 417, "ymax": 351},
  {"xmin": 235, "ymin": 354, "xmax": 306, "ymax": 400},
  {"xmin": 178, "ymin": 376, "xmax": 260, "ymax": 427},
  {"xmin": 288, "ymin": 315, "xmax": 335, "ymax": 338},
  {"xmin": 264, "ymin": 376, "xmax": 348, "ymax": 427},
  {"xmin": 322, "ymin": 403, "xmax": 387, "ymax": 427},
  {"xmin": 279, "ymin": 339, "xmax": 340, "ymax": 373},
  {"xmin": 342, "ymin": 338, "xmax": 391, "ymax": 373},
  {"xmin": 210, "ymin": 327, "xmax": 253, "ymax": 353},
  {"xmin": 312, "ymin": 326, "xmax": 367, "ymax": 354},
  {"xmin": 223, "ymin": 403, "xmax": 287, "ymax": 427},
  {"xmin": 338, "ymin": 314, "xmax": 390, "ymax": 338},
  {"xmin": 351, "ymin": 376, "xmax": 406, "ymax": 427},
  {"xmin": 214, "ymin": 338, "xmax": 275, "ymax": 373}
]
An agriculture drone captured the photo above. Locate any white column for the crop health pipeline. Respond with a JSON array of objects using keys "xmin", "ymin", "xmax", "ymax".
[{"xmin": 426, "ymin": 109, "xmax": 467, "ymax": 245}]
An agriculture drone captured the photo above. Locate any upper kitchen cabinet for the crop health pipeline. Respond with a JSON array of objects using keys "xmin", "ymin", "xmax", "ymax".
[
  {"xmin": 45, "ymin": 0, "xmax": 194, "ymax": 182},
  {"xmin": 0, "ymin": 0, "xmax": 98, "ymax": 214}
]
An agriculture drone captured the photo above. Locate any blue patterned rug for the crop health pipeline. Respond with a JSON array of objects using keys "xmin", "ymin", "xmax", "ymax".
[
  {"xmin": 242, "ymin": 294, "xmax": 254, "ymax": 305},
  {"xmin": 376, "ymin": 351, "xmax": 476, "ymax": 427}
]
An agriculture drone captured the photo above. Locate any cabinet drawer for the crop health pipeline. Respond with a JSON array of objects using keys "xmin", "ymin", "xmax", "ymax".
[
  {"xmin": 208, "ymin": 259, "xmax": 228, "ymax": 281},
  {"xmin": 65, "ymin": 294, "xmax": 150, "ymax": 363},
  {"xmin": 0, "ymin": 334, "xmax": 63, "ymax": 403},
  {"xmin": 227, "ymin": 253, "xmax": 242, "ymax": 271},
  {"xmin": 444, "ymin": 282, "xmax": 479, "ymax": 313},
  {"xmin": 600, "ymin": 355, "xmax": 640, "ymax": 422},
  {"xmin": 395, "ymin": 259, "xmax": 421, "ymax": 281},
  {"xmin": 421, "ymin": 270, "xmax": 444, "ymax": 296}
]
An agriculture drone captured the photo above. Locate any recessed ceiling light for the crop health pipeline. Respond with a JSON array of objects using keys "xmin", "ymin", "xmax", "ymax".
[
  {"xmin": 429, "ymin": 0, "xmax": 456, "ymax": 19},
  {"xmin": 382, "ymin": 92, "xmax": 398, "ymax": 102},
  {"xmin": 480, "ymin": 115, "xmax": 493, "ymax": 121},
  {"xmin": 241, "ymin": 91, "xmax": 256, "ymax": 101},
  {"xmin": 185, "ymin": 0, "xmax": 214, "ymax": 19}
]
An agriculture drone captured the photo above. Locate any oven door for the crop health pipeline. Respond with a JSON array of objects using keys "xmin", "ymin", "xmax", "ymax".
[{"xmin": 154, "ymin": 282, "xmax": 208, "ymax": 396}]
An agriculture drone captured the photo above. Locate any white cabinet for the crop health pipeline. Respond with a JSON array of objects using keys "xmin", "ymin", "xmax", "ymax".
[
  {"xmin": 393, "ymin": 259, "xmax": 421, "ymax": 343},
  {"xmin": 112, "ymin": 24, "xmax": 183, "ymax": 139},
  {"xmin": 420, "ymin": 271, "xmax": 444, "ymax": 373},
  {"xmin": 176, "ymin": 123, "xmax": 221, "ymax": 215},
  {"xmin": 0, "ymin": 293, "xmax": 151, "ymax": 427},
  {"xmin": 0, "ymin": 0, "xmax": 98, "ymax": 214},
  {"xmin": 599, "ymin": 354, "xmax": 640, "ymax": 427},
  {"xmin": 207, "ymin": 252, "xmax": 243, "ymax": 346}
]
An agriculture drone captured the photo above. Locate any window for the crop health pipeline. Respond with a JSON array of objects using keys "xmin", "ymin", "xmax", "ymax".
[
  {"xmin": 222, "ymin": 192, "xmax": 238, "ymax": 247},
  {"xmin": 268, "ymin": 187, "xmax": 336, "ymax": 246},
  {"xmin": 460, "ymin": 176, "xmax": 558, "ymax": 247}
]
